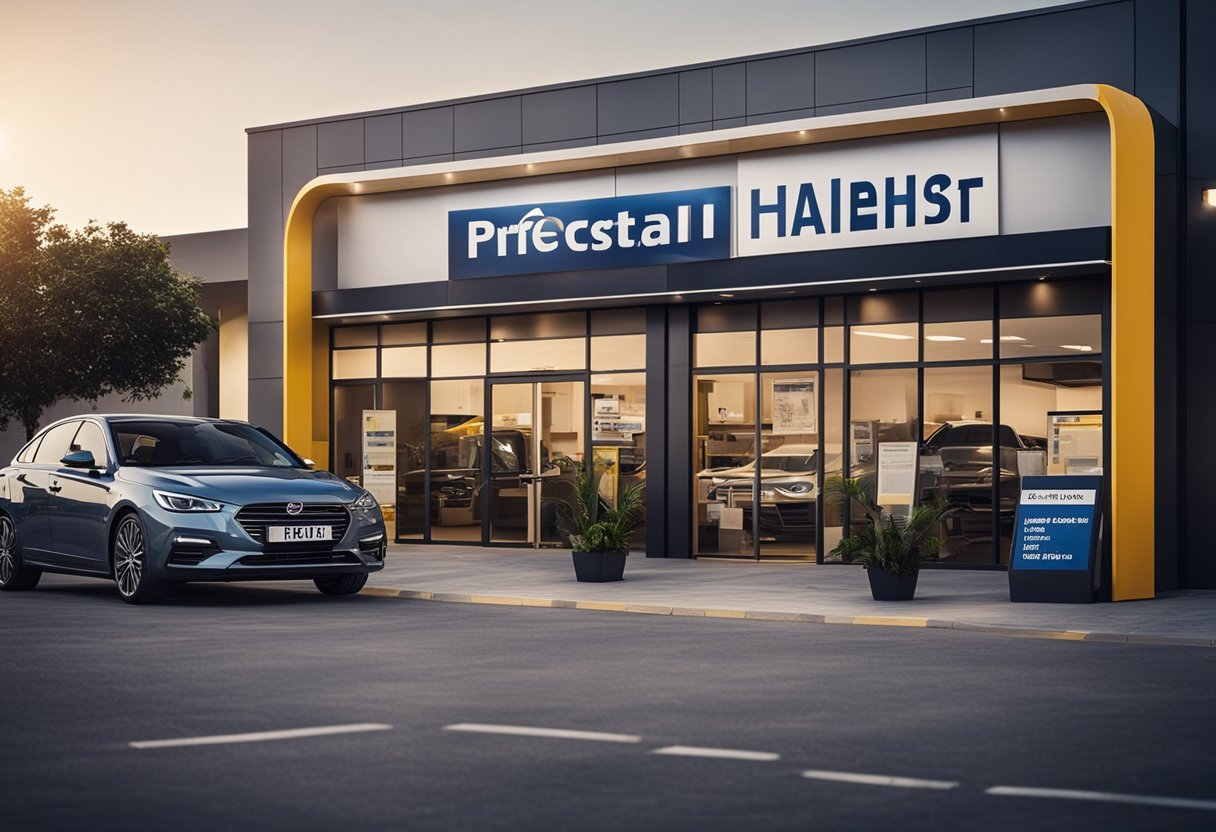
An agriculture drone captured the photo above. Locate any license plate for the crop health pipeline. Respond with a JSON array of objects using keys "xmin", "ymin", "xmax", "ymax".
[{"xmin": 268, "ymin": 525, "xmax": 332, "ymax": 543}]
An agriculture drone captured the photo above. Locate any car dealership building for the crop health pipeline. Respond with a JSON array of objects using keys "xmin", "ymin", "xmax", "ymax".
[{"xmin": 13, "ymin": 0, "xmax": 1204, "ymax": 597}]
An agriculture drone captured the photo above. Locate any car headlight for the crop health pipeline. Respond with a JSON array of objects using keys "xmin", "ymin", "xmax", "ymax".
[
  {"xmin": 773, "ymin": 482, "xmax": 813, "ymax": 498},
  {"xmin": 354, "ymin": 492, "xmax": 379, "ymax": 512},
  {"xmin": 152, "ymin": 490, "xmax": 224, "ymax": 512}
]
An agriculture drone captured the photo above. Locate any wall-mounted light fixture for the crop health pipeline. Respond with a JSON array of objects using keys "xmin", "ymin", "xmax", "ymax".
[{"xmin": 1204, "ymin": 188, "xmax": 1216, "ymax": 207}]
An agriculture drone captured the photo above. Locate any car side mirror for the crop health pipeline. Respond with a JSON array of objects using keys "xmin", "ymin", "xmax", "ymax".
[{"xmin": 62, "ymin": 450, "xmax": 97, "ymax": 469}]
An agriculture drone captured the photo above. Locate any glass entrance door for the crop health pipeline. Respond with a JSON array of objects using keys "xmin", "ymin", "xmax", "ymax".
[{"xmin": 488, "ymin": 379, "xmax": 586, "ymax": 547}]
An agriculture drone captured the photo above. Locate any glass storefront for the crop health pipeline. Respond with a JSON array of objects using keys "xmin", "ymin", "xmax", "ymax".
[
  {"xmin": 692, "ymin": 280, "xmax": 1106, "ymax": 565},
  {"xmin": 329, "ymin": 310, "xmax": 646, "ymax": 548},
  {"xmin": 328, "ymin": 278, "xmax": 1106, "ymax": 564}
]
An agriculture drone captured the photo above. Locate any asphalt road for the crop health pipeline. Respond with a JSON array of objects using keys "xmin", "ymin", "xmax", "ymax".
[{"xmin": 2, "ymin": 574, "xmax": 1214, "ymax": 831}]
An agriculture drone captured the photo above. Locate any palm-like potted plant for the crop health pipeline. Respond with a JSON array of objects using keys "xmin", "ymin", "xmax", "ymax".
[
  {"xmin": 825, "ymin": 476, "xmax": 959, "ymax": 601},
  {"xmin": 558, "ymin": 465, "xmax": 646, "ymax": 582}
]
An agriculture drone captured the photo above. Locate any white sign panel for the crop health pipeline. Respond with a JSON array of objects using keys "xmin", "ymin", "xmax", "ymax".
[
  {"xmin": 877, "ymin": 441, "xmax": 919, "ymax": 507},
  {"xmin": 362, "ymin": 410, "xmax": 397, "ymax": 506},
  {"xmin": 737, "ymin": 127, "xmax": 999, "ymax": 257}
]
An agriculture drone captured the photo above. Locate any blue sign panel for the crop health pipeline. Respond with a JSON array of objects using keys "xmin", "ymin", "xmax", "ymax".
[
  {"xmin": 1008, "ymin": 475, "xmax": 1104, "ymax": 604},
  {"xmin": 448, "ymin": 187, "xmax": 732, "ymax": 280},
  {"xmin": 1009, "ymin": 476, "xmax": 1103, "ymax": 571}
]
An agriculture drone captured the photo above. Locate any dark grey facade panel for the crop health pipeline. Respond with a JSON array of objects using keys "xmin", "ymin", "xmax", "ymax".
[
  {"xmin": 522, "ymin": 137, "xmax": 597, "ymax": 154},
  {"xmin": 679, "ymin": 121, "xmax": 713, "ymax": 135},
  {"xmin": 248, "ymin": 276, "xmax": 284, "ymax": 329},
  {"xmin": 247, "ymin": 130, "xmax": 282, "ymax": 319},
  {"xmin": 454, "ymin": 96, "xmax": 522, "ymax": 153},
  {"xmin": 711, "ymin": 117, "xmax": 747, "ymax": 130},
  {"xmin": 318, "ymin": 163, "xmax": 366, "ymax": 175},
  {"xmin": 365, "ymin": 159, "xmax": 406, "ymax": 171},
  {"xmin": 1184, "ymin": 322, "xmax": 1216, "ymax": 587},
  {"xmin": 597, "ymin": 73, "xmax": 678, "ymax": 135},
  {"xmin": 679, "ymin": 69, "xmax": 713, "ymax": 123},
  {"xmin": 403, "ymin": 107, "xmax": 455, "ymax": 158},
  {"xmin": 1150, "ymin": 111, "xmax": 1179, "ymax": 177},
  {"xmin": 1154, "ymin": 175, "xmax": 1180, "ymax": 315},
  {"xmin": 1185, "ymin": 179, "xmax": 1216, "ymax": 323},
  {"xmin": 746, "ymin": 107, "xmax": 815, "ymax": 127},
  {"xmin": 815, "ymin": 93, "xmax": 926, "ymax": 117},
  {"xmin": 973, "ymin": 2, "xmax": 1135, "ymax": 97},
  {"xmin": 402, "ymin": 153, "xmax": 455, "ymax": 166},
  {"xmin": 317, "ymin": 119, "xmax": 364, "ymax": 169},
  {"xmin": 815, "ymin": 35, "xmax": 926, "ymax": 107},
  {"xmin": 247, "ymin": 320, "xmax": 285, "ymax": 380},
  {"xmin": 281, "ymin": 124, "xmax": 318, "ymax": 241},
  {"xmin": 1134, "ymin": 0, "xmax": 1181, "ymax": 126},
  {"xmin": 712, "ymin": 64, "xmax": 746, "ymax": 119},
  {"xmin": 596, "ymin": 126, "xmax": 679, "ymax": 144},
  {"xmin": 644, "ymin": 306, "xmax": 669, "ymax": 557},
  {"xmin": 453, "ymin": 146, "xmax": 521, "ymax": 161},
  {"xmin": 247, "ymin": 379, "xmax": 284, "ymax": 438},
  {"xmin": 927, "ymin": 27, "xmax": 973, "ymax": 91},
  {"xmin": 1155, "ymin": 308, "xmax": 1179, "ymax": 591},
  {"xmin": 927, "ymin": 87, "xmax": 973, "ymax": 103},
  {"xmin": 522, "ymin": 86, "xmax": 597, "ymax": 144},
  {"xmin": 665, "ymin": 306, "xmax": 692, "ymax": 558},
  {"xmin": 746, "ymin": 52, "xmax": 815, "ymax": 115},
  {"xmin": 365, "ymin": 113, "xmax": 403, "ymax": 163},
  {"xmin": 1185, "ymin": 0, "xmax": 1216, "ymax": 176}
]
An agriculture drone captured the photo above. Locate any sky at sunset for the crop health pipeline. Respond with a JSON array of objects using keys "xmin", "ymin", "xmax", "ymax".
[{"xmin": 1, "ymin": 0, "xmax": 1069, "ymax": 236}]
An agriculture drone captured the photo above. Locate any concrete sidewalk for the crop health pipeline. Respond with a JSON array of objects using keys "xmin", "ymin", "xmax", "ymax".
[{"xmin": 367, "ymin": 545, "xmax": 1216, "ymax": 647}]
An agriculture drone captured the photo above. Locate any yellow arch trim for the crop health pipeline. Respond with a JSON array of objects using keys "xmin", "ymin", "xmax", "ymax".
[{"xmin": 283, "ymin": 83, "xmax": 1154, "ymax": 600}]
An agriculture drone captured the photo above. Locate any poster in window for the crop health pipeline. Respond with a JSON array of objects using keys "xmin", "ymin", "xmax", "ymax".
[
  {"xmin": 362, "ymin": 409, "xmax": 397, "ymax": 507},
  {"xmin": 771, "ymin": 378, "xmax": 817, "ymax": 434}
]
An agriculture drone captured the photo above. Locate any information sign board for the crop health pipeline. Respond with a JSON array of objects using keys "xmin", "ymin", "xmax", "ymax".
[{"xmin": 1008, "ymin": 475, "xmax": 1103, "ymax": 603}]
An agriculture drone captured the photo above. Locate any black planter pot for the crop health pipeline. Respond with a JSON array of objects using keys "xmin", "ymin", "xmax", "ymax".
[
  {"xmin": 866, "ymin": 566, "xmax": 919, "ymax": 601},
  {"xmin": 572, "ymin": 550, "xmax": 627, "ymax": 582}
]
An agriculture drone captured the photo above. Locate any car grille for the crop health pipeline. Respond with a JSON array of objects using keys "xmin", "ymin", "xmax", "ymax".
[
  {"xmin": 235, "ymin": 503, "xmax": 351, "ymax": 548},
  {"xmin": 236, "ymin": 551, "xmax": 361, "ymax": 566}
]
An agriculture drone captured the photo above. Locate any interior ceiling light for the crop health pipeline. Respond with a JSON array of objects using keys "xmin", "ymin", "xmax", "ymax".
[
  {"xmin": 981, "ymin": 335, "xmax": 1026, "ymax": 343},
  {"xmin": 1060, "ymin": 344, "xmax": 1094, "ymax": 352},
  {"xmin": 854, "ymin": 330, "xmax": 915, "ymax": 340},
  {"xmin": 720, "ymin": 293, "xmax": 734, "ymax": 298},
  {"xmin": 925, "ymin": 335, "xmax": 966, "ymax": 342}
]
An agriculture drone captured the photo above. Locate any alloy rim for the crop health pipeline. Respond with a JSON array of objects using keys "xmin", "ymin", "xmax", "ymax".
[
  {"xmin": 0, "ymin": 518, "xmax": 14, "ymax": 585},
  {"xmin": 114, "ymin": 517, "xmax": 144, "ymax": 597}
]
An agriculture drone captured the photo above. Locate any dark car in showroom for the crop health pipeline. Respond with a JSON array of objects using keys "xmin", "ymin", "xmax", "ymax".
[{"xmin": 0, "ymin": 415, "xmax": 386, "ymax": 603}]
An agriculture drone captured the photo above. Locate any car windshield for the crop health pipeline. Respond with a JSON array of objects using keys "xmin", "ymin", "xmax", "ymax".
[{"xmin": 112, "ymin": 421, "xmax": 303, "ymax": 468}]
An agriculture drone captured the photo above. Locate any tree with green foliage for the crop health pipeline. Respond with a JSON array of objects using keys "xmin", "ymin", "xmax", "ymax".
[{"xmin": 0, "ymin": 187, "xmax": 216, "ymax": 439}]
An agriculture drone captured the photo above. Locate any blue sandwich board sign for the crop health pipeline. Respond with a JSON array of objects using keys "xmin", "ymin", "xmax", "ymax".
[
  {"xmin": 1008, "ymin": 475, "xmax": 1104, "ymax": 603},
  {"xmin": 448, "ymin": 187, "xmax": 732, "ymax": 280}
]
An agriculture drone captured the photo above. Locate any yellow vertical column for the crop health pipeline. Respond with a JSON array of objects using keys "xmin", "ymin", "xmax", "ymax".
[{"xmin": 1097, "ymin": 85, "xmax": 1155, "ymax": 600}]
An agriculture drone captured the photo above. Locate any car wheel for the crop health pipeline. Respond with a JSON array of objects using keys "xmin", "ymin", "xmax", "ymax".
[
  {"xmin": 112, "ymin": 513, "xmax": 168, "ymax": 605},
  {"xmin": 313, "ymin": 573, "xmax": 368, "ymax": 596},
  {"xmin": 0, "ymin": 514, "xmax": 41, "ymax": 591}
]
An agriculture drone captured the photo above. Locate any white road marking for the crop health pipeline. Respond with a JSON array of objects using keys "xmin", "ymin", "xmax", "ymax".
[
  {"xmin": 651, "ymin": 745, "xmax": 779, "ymax": 761},
  {"xmin": 802, "ymin": 769, "xmax": 959, "ymax": 790},
  {"xmin": 129, "ymin": 723, "xmax": 393, "ymax": 749},
  {"xmin": 443, "ymin": 723, "xmax": 641, "ymax": 743},
  {"xmin": 986, "ymin": 786, "xmax": 1216, "ymax": 812}
]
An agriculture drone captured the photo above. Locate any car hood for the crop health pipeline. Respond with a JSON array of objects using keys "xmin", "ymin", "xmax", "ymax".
[{"xmin": 117, "ymin": 466, "xmax": 365, "ymax": 504}]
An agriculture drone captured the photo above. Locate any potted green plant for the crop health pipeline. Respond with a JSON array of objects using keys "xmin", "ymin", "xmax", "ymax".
[
  {"xmin": 825, "ymin": 476, "xmax": 958, "ymax": 601},
  {"xmin": 558, "ymin": 466, "xmax": 646, "ymax": 582}
]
